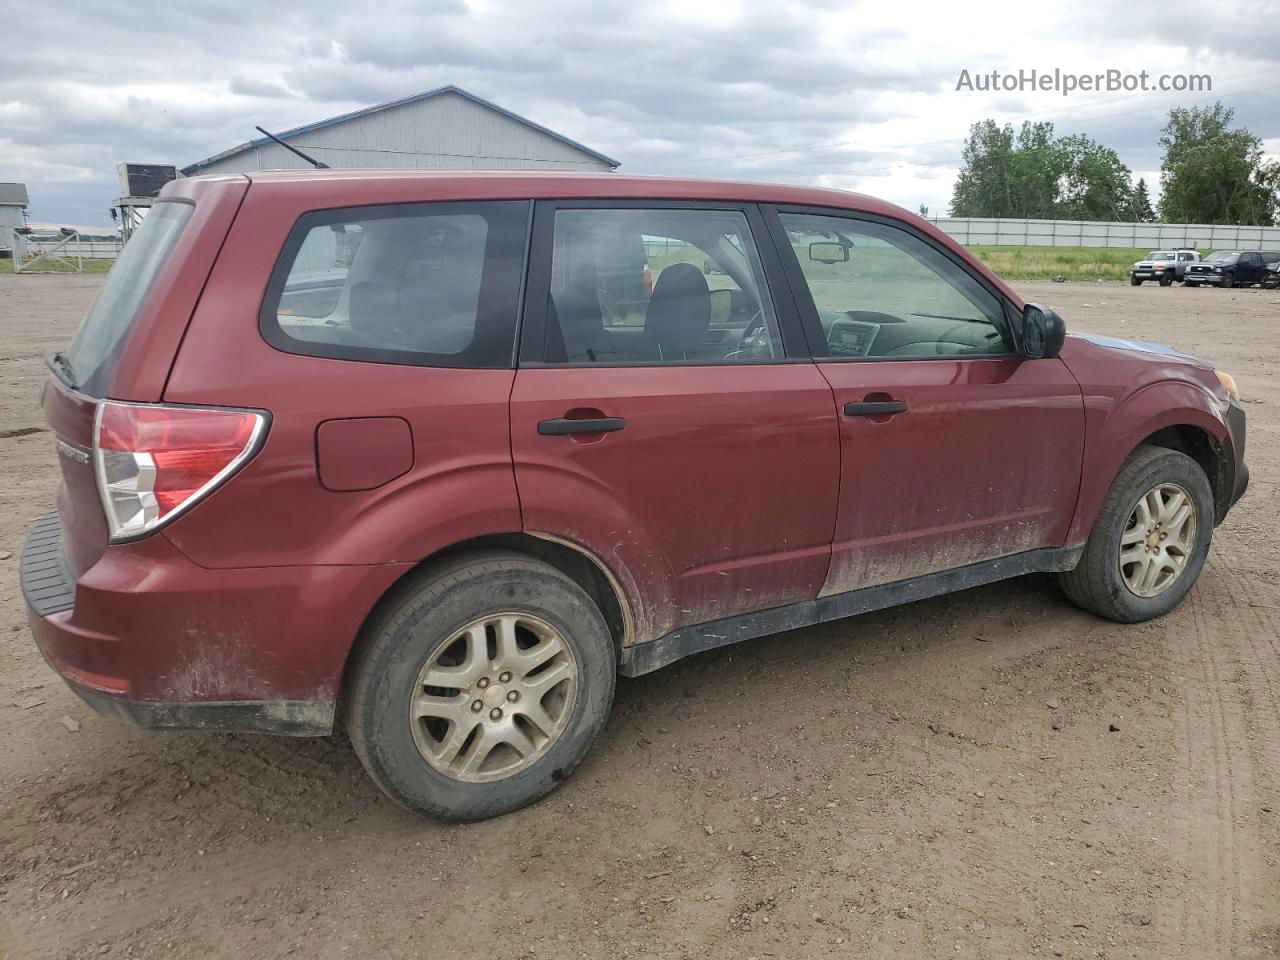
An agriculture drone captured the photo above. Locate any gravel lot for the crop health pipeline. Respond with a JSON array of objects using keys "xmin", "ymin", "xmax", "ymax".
[{"xmin": 1, "ymin": 274, "xmax": 1277, "ymax": 960}]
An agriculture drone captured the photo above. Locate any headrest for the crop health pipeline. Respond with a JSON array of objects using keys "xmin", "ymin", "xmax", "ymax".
[{"xmin": 644, "ymin": 263, "xmax": 710, "ymax": 354}]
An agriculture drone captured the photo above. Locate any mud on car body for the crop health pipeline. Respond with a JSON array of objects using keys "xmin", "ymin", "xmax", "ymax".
[{"xmin": 23, "ymin": 170, "xmax": 1248, "ymax": 820}]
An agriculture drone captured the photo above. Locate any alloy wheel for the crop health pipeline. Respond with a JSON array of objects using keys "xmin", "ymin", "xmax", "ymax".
[
  {"xmin": 1118, "ymin": 482, "xmax": 1198, "ymax": 598},
  {"xmin": 409, "ymin": 613, "xmax": 578, "ymax": 782}
]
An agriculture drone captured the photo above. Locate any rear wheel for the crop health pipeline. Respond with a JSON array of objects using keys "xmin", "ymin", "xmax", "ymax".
[
  {"xmin": 346, "ymin": 551, "xmax": 616, "ymax": 820},
  {"xmin": 1059, "ymin": 445, "xmax": 1213, "ymax": 622}
]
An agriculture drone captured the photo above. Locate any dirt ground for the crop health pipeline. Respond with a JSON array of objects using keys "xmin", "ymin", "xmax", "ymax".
[{"xmin": 1, "ymin": 274, "xmax": 1278, "ymax": 960}]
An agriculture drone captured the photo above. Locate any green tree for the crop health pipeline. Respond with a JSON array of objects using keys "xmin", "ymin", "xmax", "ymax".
[
  {"xmin": 950, "ymin": 119, "xmax": 1018, "ymax": 217},
  {"xmin": 950, "ymin": 121, "xmax": 1135, "ymax": 220},
  {"xmin": 1130, "ymin": 178, "xmax": 1156, "ymax": 222},
  {"xmin": 1007, "ymin": 121, "xmax": 1063, "ymax": 219},
  {"xmin": 1158, "ymin": 102, "xmax": 1278, "ymax": 225},
  {"xmin": 1055, "ymin": 135, "xmax": 1136, "ymax": 220}
]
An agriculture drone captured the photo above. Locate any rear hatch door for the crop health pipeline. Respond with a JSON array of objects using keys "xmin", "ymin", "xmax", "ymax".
[{"xmin": 43, "ymin": 176, "xmax": 248, "ymax": 577}]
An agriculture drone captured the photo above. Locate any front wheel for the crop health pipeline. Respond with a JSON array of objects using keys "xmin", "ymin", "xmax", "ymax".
[
  {"xmin": 346, "ymin": 551, "xmax": 616, "ymax": 820},
  {"xmin": 1130, "ymin": 276, "xmax": 1143, "ymax": 286},
  {"xmin": 1058, "ymin": 446, "xmax": 1214, "ymax": 622},
  {"xmin": 1159, "ymin": 271, "xmax": 1173, "ymax": 287},
  {"xmin": 1223, "ymin": 271, "xmax": 1237, "ymax": 288}
]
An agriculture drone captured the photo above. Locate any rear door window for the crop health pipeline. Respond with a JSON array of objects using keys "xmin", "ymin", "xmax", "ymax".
[
  {"xmin": 536, "ymin": 207, "xmax": 783, "ymax": 365},
  {"xmin": 65, "ymin": 200, "xmax": 193, "ymax": 395},
  {"xmin": 261, "ymin": 200, "xmax": 529, "ymax": 368}
]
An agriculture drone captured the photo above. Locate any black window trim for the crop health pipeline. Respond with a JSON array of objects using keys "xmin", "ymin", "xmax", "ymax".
[
  {"xmin": 516, "ymin": 198, "xmax": 811, "ymax": 369},
  {"xmin": 259, "ymin": 199, "xmax": 532, "ymax": 370},
  {"xmin": 760, "ymin": 203, "xmax": 1023, "ymax": 363}
]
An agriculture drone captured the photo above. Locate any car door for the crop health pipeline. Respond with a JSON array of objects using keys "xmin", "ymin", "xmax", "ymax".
[
  {"xmin": 509, "ymin": 201, "xmax": 840, "ymax": 643},
  {"xmin": 764, "ymin": 207, "xmax": 1085, "ymax": 597},
  {"xmin": 1240, "ymin": 252, "xmax": 1262, "ymax": 284}
]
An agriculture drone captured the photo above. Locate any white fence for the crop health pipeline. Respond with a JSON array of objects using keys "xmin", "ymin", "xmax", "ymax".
[
  {"xmin": 20, "ymin": 238, "xmax": 122, "ymax": 259},
  {"xmin": 927, "ymin": 217, "xmax": 1280, "ymax": 250}
]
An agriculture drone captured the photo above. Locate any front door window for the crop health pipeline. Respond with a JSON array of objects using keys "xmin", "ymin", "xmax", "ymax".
[{"xmin": 777, "ymin": 212, "xmax": 1012, "ymax": 360}]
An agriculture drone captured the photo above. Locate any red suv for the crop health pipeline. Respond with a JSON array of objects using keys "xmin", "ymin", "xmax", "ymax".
[{"xmin": 22, "ymin": 171, "xmax": 1248, "ymax": 819}]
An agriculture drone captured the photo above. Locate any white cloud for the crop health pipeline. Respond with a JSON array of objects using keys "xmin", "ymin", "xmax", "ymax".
[{"xmin": 5, "ymin": 0, "xmax": 1278, "ymax": 223}]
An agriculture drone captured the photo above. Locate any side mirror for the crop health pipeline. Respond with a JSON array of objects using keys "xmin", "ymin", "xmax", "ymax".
[
  {"xmin": 1021, "ymin": 303, "xmax": 1065, "ymax": 359},
  {"xmin": 809, "ymin": 241, "xmax": 849, "ymax": 264}
]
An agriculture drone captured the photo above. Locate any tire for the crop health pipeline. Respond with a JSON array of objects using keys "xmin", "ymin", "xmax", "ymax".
[
  {"xmin": 1223, "ymin": 271, "xmax": 1236, "ymax": 288},
  {"xmin": 1130, "ymin": 276, "xmax": 1142, "ymax": 286},
  {"xmin": 1159, "ymin": 271, "xmax": 1173, "ymax": 287},
  {"xmin": 1058, "ymin": 445, "xmax": 1214, "ymax": 623},
  {"xmin": 346, "ymin": 550, "xmax": 616, "ymax": 820}
]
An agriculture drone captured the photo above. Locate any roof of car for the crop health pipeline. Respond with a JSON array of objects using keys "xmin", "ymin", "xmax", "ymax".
[{"xmin": 229, "ymin": 168, "xmax": 914, "ymax": 218}]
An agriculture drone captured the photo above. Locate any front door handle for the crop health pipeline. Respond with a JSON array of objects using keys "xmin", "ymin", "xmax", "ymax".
[
  {"xmin": 538, "ymin": 417, "xmax": 626, "ymax": 436},
  {"xmin": 844, "ymin": 400, "xmax": 908, "ymax": 417}
]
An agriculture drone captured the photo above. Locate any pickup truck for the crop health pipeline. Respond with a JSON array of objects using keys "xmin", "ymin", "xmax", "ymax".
[
  {"xmin": 1185, "ymin": 250, "xmax": 1280, "ymax": 288},
  {"xmin": 1130, "ymin": 249, "xmax": 1199, "ymax": 286}
]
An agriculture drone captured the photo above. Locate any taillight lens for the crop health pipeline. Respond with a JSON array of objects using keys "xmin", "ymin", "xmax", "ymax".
[{"xmin": 94, "ymin": 401, "xmax": 268, "ymax": 541}]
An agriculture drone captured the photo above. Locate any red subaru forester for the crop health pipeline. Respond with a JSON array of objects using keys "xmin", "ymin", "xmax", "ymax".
[{"xmin": 23, "ymin": 171, "xmax": 1247, "ymax": 819}]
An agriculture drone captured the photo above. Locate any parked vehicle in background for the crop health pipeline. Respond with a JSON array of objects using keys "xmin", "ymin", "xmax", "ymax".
[
  {"xmin": 1185, "ymin": 250, "xmax": 1280, "ymax": 288},
  {"xmin": 1130, "ymin": 249, "xmax": 1199, "ymax": 286},
  {"xmin": 22, "ymin": 170, "xmax": 1249, "ymax": 821},
  {"xmin": 1262, "ymin": 259, "xmax": 1280, "ymax": 290}
]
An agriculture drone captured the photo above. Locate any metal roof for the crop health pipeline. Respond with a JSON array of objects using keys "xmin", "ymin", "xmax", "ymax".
[
  {"xmin": 182, "ymin": 86, "xmax": 620, "ymax": 175},
  {"xmin": 0, "ymin": 183, "xmax": 29, "ymax": 206}
]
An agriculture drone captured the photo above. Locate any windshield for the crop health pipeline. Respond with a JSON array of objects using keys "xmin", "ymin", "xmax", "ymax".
[
  {"xmin": 1144, "ymin": 251, "xmax": 1174, "ymax": 260},
  {"xmin": 64, "ymin": 201, "xmax": 193, "ymax": 395},
  {"xmin": 1206, "ymin": 251, "xmax": 1238, "ymax": 263}
]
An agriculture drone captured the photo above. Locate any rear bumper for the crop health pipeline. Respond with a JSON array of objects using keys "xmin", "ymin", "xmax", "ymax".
[
  {"xmin": 62, "ymin": 682, "xmax": 334, "ymax": 736},
  {"xmin": 21, "ymin": 511, "xmax": 411, "ymax": 736}
]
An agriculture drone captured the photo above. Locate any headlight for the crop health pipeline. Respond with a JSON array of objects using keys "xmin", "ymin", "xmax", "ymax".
[{"xmin": 1215, "ymin": 370, "xmax": 1241, "ymax": 402}]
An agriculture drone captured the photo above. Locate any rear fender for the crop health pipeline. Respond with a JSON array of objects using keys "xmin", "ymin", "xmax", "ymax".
[{"xmin": 515, "ymin": 457, "xmax": 673, "ymax": 646}]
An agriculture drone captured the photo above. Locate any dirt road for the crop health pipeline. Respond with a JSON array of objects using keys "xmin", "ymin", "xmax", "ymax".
[{"xmin": 1, "ymin": 275, "xmax": 1277, "ymax": 959}]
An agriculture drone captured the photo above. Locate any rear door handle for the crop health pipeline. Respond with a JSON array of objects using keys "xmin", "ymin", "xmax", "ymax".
[
  {"xmin": 537, "ymin": 417, "xmax": 626, "ymax": 436},
  {"xmin": 844, "ymin": 401, "xmax": 908, "ymax": 417}
]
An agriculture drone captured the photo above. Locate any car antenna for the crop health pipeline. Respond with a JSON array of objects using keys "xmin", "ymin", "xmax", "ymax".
[{"xmin": 254, "ymin": 126, "xmax": 330, "ymax": 169}]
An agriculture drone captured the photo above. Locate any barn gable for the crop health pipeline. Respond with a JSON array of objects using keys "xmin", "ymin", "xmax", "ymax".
[{"xmin": 183, "ymin": 86, "xmax": 618, "ymax": 175}]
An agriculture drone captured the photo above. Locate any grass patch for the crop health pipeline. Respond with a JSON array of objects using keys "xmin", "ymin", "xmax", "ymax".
[
  {"xmin": 965, "ymin": 245, "xmax": 1193, "ymax": 282},
  {"xmin": 0, "ymin": 258, "xmax": 114, "ymax": 274}
]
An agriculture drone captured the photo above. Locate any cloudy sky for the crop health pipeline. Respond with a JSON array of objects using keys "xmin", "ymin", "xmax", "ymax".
[{"xmin": 6, "ymin": 0, "xmax": 1279, "ymax": 228}]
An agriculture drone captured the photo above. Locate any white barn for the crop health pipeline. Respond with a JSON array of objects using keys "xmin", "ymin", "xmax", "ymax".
[
  {"xmin": 182, "ymin": 86, "xmax": 619, "ymax": 177},
  {"xmin": 1, "ymin": 183, "xmax": 28, "ymax": 251}
]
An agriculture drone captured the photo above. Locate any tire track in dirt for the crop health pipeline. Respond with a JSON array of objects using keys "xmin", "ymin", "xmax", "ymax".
[
  {"xmin": 1166, "ymin": 553, "xmax": 1269, "ymax": 958},
  {"xmin": 1209, "ymin": 552, "xmax": 1280, "ymax": 957}
]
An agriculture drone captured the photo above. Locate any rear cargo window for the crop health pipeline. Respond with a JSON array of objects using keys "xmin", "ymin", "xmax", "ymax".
[
  {"xmin": 65, "ymin": 201, "xmax": 193, "ymax": 394},
  {"xmin": 261, "ymin": 201, "xmax": 529, "ymax": 369}
]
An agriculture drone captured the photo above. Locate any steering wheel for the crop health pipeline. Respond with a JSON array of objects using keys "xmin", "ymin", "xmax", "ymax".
[{"xmin": 736, "ymin": 309, "xmax": 768, "ymax": 348}]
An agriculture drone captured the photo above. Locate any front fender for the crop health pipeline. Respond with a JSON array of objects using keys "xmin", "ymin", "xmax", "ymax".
[{"xmin": 1067, "ymin": 377, "xmax": 1230, "ymax": 546}]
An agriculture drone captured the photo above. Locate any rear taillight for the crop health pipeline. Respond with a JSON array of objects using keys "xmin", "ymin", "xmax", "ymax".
[{"xmin": 93, "ymin": 401, "xmax": 268, "ymax": 542}]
